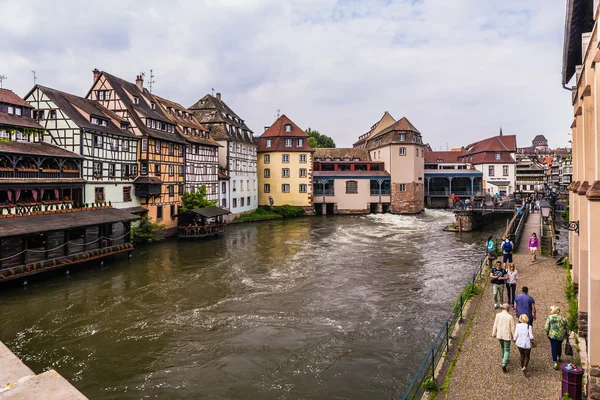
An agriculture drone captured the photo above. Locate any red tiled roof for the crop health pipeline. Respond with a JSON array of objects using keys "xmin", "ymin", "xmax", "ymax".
[
  {"xmin": 424, "ymin": 151, "xmax": 464, "ymax": 163},
  {"xmin": 369, "ymin": 116, "xmax": 420, "ymax": 141},
  {"xmin": 256, "ymin": 114, "xmax": 313, "ymax": 152},
  {"xmin": 313, "ymin": 170, "xmax": 389, "ymax": 177},
  {"xmin": 465, "ymin": 135, "xmax": 517, "ymax": 153},
  {"xmin": 0, "ymin": 140, "xmax": 81, "ymax": 158},
  {"xmin": 0, "ymin": 113, "xmax": 43, "ymax": 129},
  {"xmin": 260, "ymin": 114, "xmax": 308, "ymax": 138},
  {"xmin": 0, "ymin": 89, "xmax": 33, "ymax": 108}
]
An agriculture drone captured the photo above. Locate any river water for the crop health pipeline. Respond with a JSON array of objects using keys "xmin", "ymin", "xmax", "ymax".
[{"xmin": 0, "ymin": 211, "xmax": 507, "ymax": 399}]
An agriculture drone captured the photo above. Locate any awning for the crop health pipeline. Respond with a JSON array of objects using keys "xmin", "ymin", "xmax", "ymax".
[
  {"xmin": 0, "ymin": 208, "xmax": 141, "ymax": 238},
  {"xmin": 121, "ymin": 206, "xmax": 148, "ymax": 214},
  {"xmin": 486, "ymin": 181, "xmax": 511, "ymax": 186},
  {"xmin": 133, "ymin": 176, "xmax": 162, "ymax": 184},
  {"xmin": 175, "ymin": 206, "xmax": 231, "ymax": 218}
]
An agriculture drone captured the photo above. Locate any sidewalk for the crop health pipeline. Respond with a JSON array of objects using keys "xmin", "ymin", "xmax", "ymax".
[{"xmin": 443, "ymin": 213, "xmax": 572, "ymax": 400}]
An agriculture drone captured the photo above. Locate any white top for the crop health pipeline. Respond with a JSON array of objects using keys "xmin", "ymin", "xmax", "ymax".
[
  {"xmin": 507, "ymin": 270, "xmax": 518, "ymax": 284},
  {"xmin": 514, "ymin": 322, "xmax": 534, "ymax": 349}
]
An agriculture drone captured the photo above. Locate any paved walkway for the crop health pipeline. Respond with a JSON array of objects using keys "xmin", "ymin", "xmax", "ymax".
[{"xmin": 443, "ymin": 212, "xmax": 572, "ymax": 400}]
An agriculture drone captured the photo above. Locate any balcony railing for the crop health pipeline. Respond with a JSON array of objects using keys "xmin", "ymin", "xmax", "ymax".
[
  {"xmin": 313, "ymin": 189, "xmax": 335, "ymax": 196},
  {"xmin": 0, "ymin": 168, "xmax": 81, "ymax": 179},
  {"xmin": 370, "ymin": 189, "xmax": 391, "ymax": 195},
  {"xmin": 426, "ymin": 190, "xmax": 475, "ymax": 196}
]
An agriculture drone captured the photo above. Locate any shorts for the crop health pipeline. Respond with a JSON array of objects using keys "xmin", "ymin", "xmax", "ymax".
[
  {"xmin": 503, "ymin": 253, "xmax": 513, "ymax": 263},
  {"xmin": 529, "ymin": 247, "xmax": 538, "ymax": 251}
]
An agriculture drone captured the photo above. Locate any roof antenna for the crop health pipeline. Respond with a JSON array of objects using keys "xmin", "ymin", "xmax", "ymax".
[
  {"xmin": 31, "ymin": 70, "xmax": 37, "ymax": 85},
  {"xmin": 446, "ymin": 142, "xmax": 449, "ymax": 151},
  {"xmin": 148, "ymin": 69, "xmax": 155, "ymax": 93},
  {"xmin": 0, "ymin": 74, "xmax": 6, "ymax": 88},
  {"xmin": 499, "ymin": 126, "xmax": 503, "ymax": 136},
  {"xmin": 275, "ymin": 109, "xmax": 280, "ymax": 118},
  {"xmin": 211, "ymin": 88, "xmax": 215, "ymax": 96}
]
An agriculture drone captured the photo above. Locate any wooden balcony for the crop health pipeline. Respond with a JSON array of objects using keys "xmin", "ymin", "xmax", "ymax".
[{"xmin": 0, "ymin": 168, "xmax": 81, "ymax": 179}]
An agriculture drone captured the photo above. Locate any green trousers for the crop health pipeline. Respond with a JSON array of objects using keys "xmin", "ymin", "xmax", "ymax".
[
  {"xmin": 493, "ymin": 284, "xmax": 504, "ymax": 305},
  {"xmin": 499, "ymin": 339, "xmax": 511, "ymax": 366}
]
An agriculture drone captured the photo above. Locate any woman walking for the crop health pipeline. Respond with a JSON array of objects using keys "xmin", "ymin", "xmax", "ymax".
[
  {"xmin": 514, "ymin": 314, "xmax": 534, "ymax": 372},
  {"xmin": 528, "ymin": 232, "xmax": 539, "ymax": 263},
  {"xmin": 486, "ymin": 236, "xmax": 496, "ymax": 268},
  {"xmin": 505, "ymin": 263, "xmax": 518, "ymax": 307},
  {"xmin": 545, "ymin": 306, "xmax": 569, "ymax": 370}
]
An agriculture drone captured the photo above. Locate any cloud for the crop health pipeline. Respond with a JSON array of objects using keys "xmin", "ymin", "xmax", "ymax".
[{"xmin": 0, "ymin": 0, "xmax": 572, "ymax": 148}]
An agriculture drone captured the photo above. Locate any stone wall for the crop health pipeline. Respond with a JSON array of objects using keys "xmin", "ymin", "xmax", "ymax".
[
  {"xmin": 390, "ymin": 182, "xmax": 424, "ymax": 214},
  {"xmin": 590, "ymin": 364, "xmax": 600, "ymax": 399}
]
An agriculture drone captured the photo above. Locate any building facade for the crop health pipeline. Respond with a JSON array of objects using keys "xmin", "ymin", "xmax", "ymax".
[
  {"xmin": 152, "ymin": 95, "xmax": 220, "ymax": 201},
  {"xmin": 515, "ymin": 154, "xmax": 546, "ymax": 196},
  {"xmin": 363, "ymin": 115, "xmax": 425, "ymax": 213},
  {"xmin": 189, "ymin": 93, "xmax": 257, "ymax": 217},
  {"xmin": 563, "ymin": 0, "xmax": 600, "ymax": 393},
  {"xmin": 87, "ymin": 71, "xmax": 186, "ymax": 232},
  {"xmin": 255, "ymin": 115, "xmax": 313, "ymax": 208},
  {"xmin": 312, "ymin": 148, "xmax": 390, "ymax": 214},
  {"xmin": 25, "ymin": 85, "xmax": 140, "ymax": 209}
]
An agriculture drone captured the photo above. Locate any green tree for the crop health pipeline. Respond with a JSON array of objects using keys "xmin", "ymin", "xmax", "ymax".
[
  {"xmin": 306, "ymin": 128, "xmax": 336, "ymax": 148},
  {"xmin": 180, "ymin": 186, "xmax": 216, "ymax": 212}
]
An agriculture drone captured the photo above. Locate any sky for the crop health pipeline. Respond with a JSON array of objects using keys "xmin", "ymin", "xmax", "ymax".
[{"xmin": 0, "ymin": 0, "xmax": 572, "ymax": 149}]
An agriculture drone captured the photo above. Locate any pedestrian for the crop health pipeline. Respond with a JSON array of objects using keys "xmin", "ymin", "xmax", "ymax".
[
  {"xmin": 514, "ymin": 314, "xmax": 534, "ymax": 373},
  {"xmin": 486, "ymin": 235, "xmax": 497, "ymax": 268},
  {"xmin": 528, "ymin": 232, "xmax": 539, "ymax": 263},
  {"xmin": 514, "ymin": 286, "xmax": 536, "ymax": 327},
  {"xmin": 517, "ymin": 206, "xmax": 523, "ymax": 216},
  {"xmin": 451, "ymin": 193, "xmax": 455, "ymax": 209},
  {"xmin": 545, "ymin": 305, "xmax": 569, "ymax": 370},
  {"xmin": 505, "ymin": 263, "xmax": 518, "ymax": 306},
  {"xmin": 492, "ymin": 303, "xmax": 516, "ymax": 373},
  {"xmin": 490, "ymin": 261, "xmax": 508, "ymax": 309},
  {"xmin": 501, "ymin": 235, "xmax": 514, "ymax": 269}
]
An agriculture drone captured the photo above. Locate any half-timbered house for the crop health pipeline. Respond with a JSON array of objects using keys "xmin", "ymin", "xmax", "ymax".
[
  {"xmin": 188, "ymin": 93, "xmax": 257, "ymax": 217},
  {"xmin": 0, "ymin": 88, "xmax": 84, "ymax": 215},
  {"xmin": 152, "ymin": 95, "xmax": 220, "ymax": 201},
  {"xmin": 86, "ymin": 70, "xmax": 186, "ymax": 233},
  {"xmin": 25, "ymin": 85, "xmax": 140, "ymax": 209}
]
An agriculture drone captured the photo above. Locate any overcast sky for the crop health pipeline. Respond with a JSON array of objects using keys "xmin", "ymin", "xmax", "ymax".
[{"xmin": 0, "ymin": 0, "xmax": 572, "ymax": 149}]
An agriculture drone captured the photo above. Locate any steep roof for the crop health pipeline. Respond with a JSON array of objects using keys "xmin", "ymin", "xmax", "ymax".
[
  {"xmin": 260, "ymin": 114, "xmax": 308, "ymax": 138},
  {"xmin": 562, "ymin": 0, "xmax": 595, "ymax": 84},
  {"xmin": 33, "ymin": 85, "xmax": 135, "ymax": 138},
  {"xmin": 353, "ymin": 111, "xmax": 396, "ymax": 147},
  {"xmin": 188, "ymin": 94, "xmax": 253, "ymax": 143},
  {"xmin": 256, "ymin": 114, "xmax": 312, "ymax": 152},
  {"xmin": 532, "ymin": 134, "xmax": 548, "ymax": 143},
  {"xmin": 464, "ymin": 135, "xmax": 517, "ymax": 154},
  {"xmin": 424, "ymin": 151, "xmax": 464, "ymax": 164},
  {"xmin": 370, "ymin": 116, "xmax": 420, "ymax": 140},
  {"xmin": 313, "ymin": 148, "xmax": 371, "ymax": 161},
  {"xmin": 0, "ymin": 140, "xmax": 82, "ymax": 158},
  {"xmin": 0, "ymin": 113, "xmax": 43, "ymax": 130},
  {"xmin": 0, "ymin": 89, "xmax": 33, "ymax": 108}
]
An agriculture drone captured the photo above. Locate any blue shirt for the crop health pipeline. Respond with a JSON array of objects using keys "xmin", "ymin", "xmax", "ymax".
[{"xmin": 514, "ymin": 293, "xmax": 535, "ymax": 318}]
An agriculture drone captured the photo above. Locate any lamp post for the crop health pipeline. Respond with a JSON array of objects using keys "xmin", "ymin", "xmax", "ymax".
[{"xmin": 540, "ymin": 199, "xmax": 579, "ymax": 235}]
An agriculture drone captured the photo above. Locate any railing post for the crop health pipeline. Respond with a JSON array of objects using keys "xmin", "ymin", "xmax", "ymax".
[
  {"xmin": 446, "ymin": 321, "xmax": 450, "ymax": 350},
  {"xmin": 430, "ymin": 347, "xmax": 435, "ymax": 378},
  {"xmin": 459, "ymin": 294, "xmax": 463, "ymax": 321}
]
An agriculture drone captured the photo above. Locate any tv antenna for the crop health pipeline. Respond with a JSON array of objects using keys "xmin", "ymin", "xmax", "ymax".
[
  {"xmin": 211, "ymin": 88, "xmax": 215, "ymax": 96},
  {"xmin": 148, "ymin": 69, "xmax": 156, "ymax": 93},
  {"xmin": 275, "ymin": 109, "xmax": 280, "ymax": 118},
  {"xmin": 0, "ymin": 74, "xmax": 6, "ymax": 88},
  {"xmin": 31, "ymin": 70, "xmax": 37, "ymax": 85}
]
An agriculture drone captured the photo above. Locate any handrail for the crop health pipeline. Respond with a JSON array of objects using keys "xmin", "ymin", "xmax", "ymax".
[{"xmin": 402, "ymin": 256, "xmax": 487, "ymax": 399}]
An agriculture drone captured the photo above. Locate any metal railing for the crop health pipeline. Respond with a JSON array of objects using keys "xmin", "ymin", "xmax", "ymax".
[
  {"xmin": 512, "ymin": 207, "xmax": 529, "ymax": 251},
  {"xmin": 402, "ymin": 256, "xmax": 486, "ymax": 400}
]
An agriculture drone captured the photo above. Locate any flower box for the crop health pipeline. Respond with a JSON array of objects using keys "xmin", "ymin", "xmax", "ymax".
[
  {"xmin": 0, "ymin": 167, "xmax": 13, "ymax": 171},
  {"xmin": 41, "ymin": 169, "xmax": 61, "ymax": 173}
]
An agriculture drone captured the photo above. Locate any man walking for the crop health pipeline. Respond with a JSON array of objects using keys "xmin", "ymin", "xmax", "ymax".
[
  {"xmin": 490, "ymin": 261, "xmax": 508, "ymax": 309},
  {"xmin": 492, "ymin": 304, "xmax": 516, "ymax": 372},
  {"xmin": 514, "ymin": 286, "xmax": 536, "ymax": 326},
  {"xmin": 501, "ymin": 236, "xmax": 514, "ymax": 269}
]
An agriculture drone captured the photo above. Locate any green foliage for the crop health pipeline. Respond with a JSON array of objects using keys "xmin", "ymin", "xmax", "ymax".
[
  {"xmin": 565, "ymin": 259, "xmax": 579, "ymax": 333},
  {"xmin": 421, "ymin": 377, "xmax": 438, "ymax": 392},
  {"xmin": 131, "ymin": 218, "xmax": 165, "ymax": 246},
  {"xmin": 180, "ymin": 186, "xmax": 216, "ymax": 212},
  {"xmin": 463, "ymin": 283, "xmax": 479, "ymax": 301},
  {"xmin": 234, "ymin": 208, "xmax": 282, "ymax": 222},
  {"xmin": 562, "ymin": 206, "xmax": 570, "ymax": 222},
  {"xmin": 272, "ymin": 205, "xmax": 305, "ymax": 218},
  {"xmin": 0, "ymin": 138, "xmax": 10, "ymax": 143},
  {"xmin": 306, "ymin": 128, "xmax": 336, "ymax": 148},
  {"xmin": 563, "ymin": 393, "xmax": 573, "ymax": 400}
]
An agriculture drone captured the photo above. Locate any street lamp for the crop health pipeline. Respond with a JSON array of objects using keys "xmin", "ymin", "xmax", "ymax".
[{"xmin": 540, "ymin": 200, "xmax": 580, "ymax": 235}]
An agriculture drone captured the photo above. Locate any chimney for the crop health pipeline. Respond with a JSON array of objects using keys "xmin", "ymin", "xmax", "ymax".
[
  {"xmin": 93, "ymin": 68, "xmax": 100, "ymax": 83},
  {"xmin": 136, "ymin": 74, "xmax": 144, "ymax": 90},
  {"xmin": 216, "ymin": 92, "xmax": 221, "ymax": 101},
  {"xmin": 264, "ymin": 126, "xmax": 269, "ymax": 132}
]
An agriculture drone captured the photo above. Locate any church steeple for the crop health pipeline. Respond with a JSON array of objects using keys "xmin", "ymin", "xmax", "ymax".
[{"xmin": 499, "ymin": 126, "xmax": 503, "ymax": 136}]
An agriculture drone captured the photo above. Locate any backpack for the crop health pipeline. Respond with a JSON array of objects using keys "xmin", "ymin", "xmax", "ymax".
[{"xmin": 502, "ymin": 240, "xmax": 513, "ymax": 253}]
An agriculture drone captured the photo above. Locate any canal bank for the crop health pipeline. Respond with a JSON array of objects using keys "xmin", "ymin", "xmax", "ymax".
[{"xmin": 0, "ymin": 211, "xmax": 509, "ymax": 399}]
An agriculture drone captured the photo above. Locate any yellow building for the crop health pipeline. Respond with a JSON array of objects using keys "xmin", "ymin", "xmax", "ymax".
[
  {"xmin": 255, "ymin": 115, "xmax": 313, "ymax": 209},
  {"xmin": 563, "ymin": 1, "xmax": 600, "ymax": 393}
]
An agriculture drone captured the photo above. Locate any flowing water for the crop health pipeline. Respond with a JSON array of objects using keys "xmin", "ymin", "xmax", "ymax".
[{"xmin": 0, "ymin": 211, "xmax": 507, "ymax": 399}]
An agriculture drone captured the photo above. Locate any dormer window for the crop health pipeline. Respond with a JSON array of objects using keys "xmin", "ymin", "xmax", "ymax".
[
  {"xmin": 91, "ymin": 116, "xmax": 107, "ymax": 126},
  {"xmin": 0, "ymin": 130, "xmax": 9, "ymax": 140},
  {"xmin": 399, "ymin": 133, "xmax": 406, "ymax": 141},
  {"xmin": 15, "ymin": 131, "xmax": 27, "ymax": 141},
  {"xmin": 285, "ymin": 138, "xmax": 292, "ymax": 147},
  {"xmin": 120, "ymin": 122, "xmax": 129, "ymax": 130},
  {"xmin": 495, "ymin": 153, "xmax": 501, "ymax": 160},
  {"xmin": 151, "ymin": 102, "xmax": 156, "ymax": 110},
  {"xmin": 184, "ymin": 127, "xmax": 189, "ymax": 134},
  {"xmin": 284, "ymin": 124, "xmax": 292, "ymax": 132},
  {"xmin": 50, "ymin": 110, "xmax": 57, "ymax": 119},
  {"xmin": 134, "ymin": 97, "xmax": 139, "ymax": 105},
  {"xmin": 296, "ymin": 138, "xmax": 303, "ymax": 147},
  {"xmin": 266, "ymin": 139, "xmax": 272, "ymax": 148}
]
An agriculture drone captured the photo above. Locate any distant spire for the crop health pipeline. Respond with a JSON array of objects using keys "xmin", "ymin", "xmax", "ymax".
[{"xmin": 499, "ymin": 126, "xmax": 503, "ymax": 136}]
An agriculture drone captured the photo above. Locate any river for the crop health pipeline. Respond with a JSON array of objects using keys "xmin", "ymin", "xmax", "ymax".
[{"xmin": 0, "ymin": 210, "xmax": 507, "ymax": 399}]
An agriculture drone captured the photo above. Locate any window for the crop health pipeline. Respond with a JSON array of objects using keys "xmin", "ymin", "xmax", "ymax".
[
  {"xmin": 247, "ymin": 196, "xmax": 250, "ymax": 205},
  {"xmin": 264, "ymin": 154, "xmax": 270, "ymax": 164},
  {"xmin": 155, "ymin": 140, "xmax": 161, "ymax": 154},
  {"xmin": 0, "ymin": 130, "xmax": 9, "ymax": 140},
  {"xmin": 170, "ymin": 204, "xmax": 175, "ymax": 219},
  {"xmin": 122, "ymin": 140, "xmax": 130, "ymax": 152},
  {"xmin": 134, "ymin": 97, "xmax": 139, "ymax": 105},
  {"xmin": 285, "ymin": 138, "xmax": 292, "ymax": 147},
  {"xmin": 266, "ymin": 139, "xmax": 272, "ymax": 148},
  {"xmin": 299, "ymin": 168, "xmax": 307, "ymax": 177},
  {"xmin": 50, "ymin": 110, "xmax": 57, "ymax": 119},
  {"xmin": 282, "ymin": 168, "xmax": 290, "ymax": 178},
  {"xmin": 399, "ymin": 147, "xmax": 406, "ymax": 156},
  {"xmin": 15, "ymin": 131, "xmax": 26, "ymax": 141},
  {"xmin": 154, "ymin": 164, "xmax": 160, "ymax": 176},
  {"xmin": 264, "ymin": 184, "xmax": 271, "ymax": 193},
  {"xmin": 264, "ymin": 168, "xmax": 270, "ymax": 178},
  {"xmin": 151, "ymin": 102, "xmax": 156, "ymax": 110},
  {"xmin": 222, "ymin": 182, "xmax": 227, "ymax": 193},
  {"xmin": 346, "ymin": 180, "xmax": 358, "ymax": 194},
  {"xmin": 241, "ymin": 197, "xmax": 245, "ymax": 207},
  {"xmin": 91, "ymin": 116, "xmax": 107, "ymax": 126},
  {"xmin": 93, "ymin": 135, "xmax": 103, "ymax": 148},
  {"xmin": 416, "ymin": 148, "xmax": 418, "ymax": 156},
  {"xmin": 123, "ymin": 186, "xmax": 132, "ymax": 202},
  {"xmin": 233, "ymin": 198, "xmax": 237, "ymax": 208},
  {"xmin": 232, "ymin": 180, "xmax": 236, "ymax": 192},
  {"xmin": 399, "ymin": 133, "xmax": 406, "ymax": 141},
  {"xmin": 178, "ymin": 165, "xmax": 184, "ymax": 176},
  {"xmin": 378, "ymin": 151, "xmax": 381, "ymax": 159},
  {"xmin": 299, "ymin": 154, "xmax": 307, "ymax": 163},
  {"xmin": 141, "ymin": 139, "xmax": 148, "ymax": 152},
  {"xmin": 178, "ymin": 184, "xmax": 184, "ymax": 195},
  {"xmin": 169, "ymin": 164, "xmax": 174, "ymax": 176},
  {"xmin": 297, "ymin": 138, "xmax": 303, "ymax": 147},
  {"xmin": 33, "ymin": 110, "xmax": 44, "ymax": 120},
  {"xmin": 495, "ymin": 153, "xmax": 501, "ymax": 160},
  {"xmin": 488, "ymin": 165, "xmax": 495, "ymax": 176},
  {"xmin": 178, "ymin": 145, "xmax": 184, "ymax": 157},
  {"xmin": 222, "ymin": 199, "xmax": 227, "ymax": 208},
  {"xmin": 7, "ymin": 105, "xmax": 14, "ymax": 114},
  {"xmin": 503, "ymin": 165, "xmax": 509, "ymax": 176},
  {"xmin": 123, "ymin": 163, "xmax": 138, "ymax": 178},
  {"xmin": 168, "ymin": 185, "xmax": 175, "ymax": 197},
  {"xmin": 299, "ymin": 184, "xmax": 307, "ymax": 193},
  {"xmin": 282, "ymin": 184, "xmax": 290, "ymax": 193},
  {"xmin": 284, "ymin": 124, "xmax": 292, "ymax": 132},
  {"xmin": 140, "ymin": 162, "xmax": 148, "ymax": 175},
  {"xmin": 168, "ymin": 143, "xmax": 174, "ymax": 156},
  {"xmin": 94, "ymin": 187, "xmax": 105, "ymax": 202},
  {"xmin": 108, "ymin": 163, "xmax": 116, "ymax": 177},
  {"xmin": 399, "ymin": 184, "xmax": 406, "ymax": 192},
  {"xmin": 15, "ymin": 107, "xmax": 22, "ymax": 115},
  {"xmin": 112, "ymin": 138, "xmax": 119, "ymax": 150},
  {"xmin": 93, "ymin": 162, "xmax": 102, "ymax": 177},
  {"xmin": 282, "ymin": 154, "xmax": 289, "ymax": 163},
  {"xmin": 156, "ymin": 205, "xmax": 163, "ymax": 220}
]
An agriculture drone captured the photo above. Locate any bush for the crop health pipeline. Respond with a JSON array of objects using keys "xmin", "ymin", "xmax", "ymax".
[
  {"xmin": 565, "ymin": 259, "xmax": 579, "ymax": 332},
  {"xmin": 422, "ymin": 377, "xmax": 438, "ymax": 392},
  {"xmin": 463, "ymin": 283, "xmax": 479, "ymax": 301},
  {"xmin": 272, "ymin": 205, "xmax": 305, "ymax": 218},
  {"xmin": 131, "ymin": 218, "xmax": 165, "ymax": 246}
]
